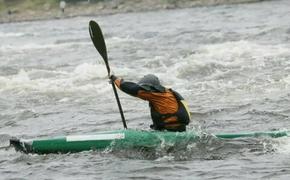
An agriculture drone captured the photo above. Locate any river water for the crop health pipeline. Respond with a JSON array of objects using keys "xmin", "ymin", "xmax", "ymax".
[{"xmin": 1, "ymin": 0, "xmax": 290, "ymax": 179}]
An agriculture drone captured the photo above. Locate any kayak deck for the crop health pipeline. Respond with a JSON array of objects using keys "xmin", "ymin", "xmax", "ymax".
[{"xmin": 10, "ymin": 129, "xmax": 289, "ymax": 154}]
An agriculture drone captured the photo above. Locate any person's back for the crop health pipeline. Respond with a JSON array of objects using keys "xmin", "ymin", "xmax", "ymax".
[{"xmin": 111, "ymin": 74, "xmax": 191, "ymax": 132}]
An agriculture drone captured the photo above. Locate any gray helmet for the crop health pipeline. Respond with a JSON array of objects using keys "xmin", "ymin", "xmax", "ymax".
[{"xmin": 138, "ymin": 74, "xmax": 165, "ymax": 92}]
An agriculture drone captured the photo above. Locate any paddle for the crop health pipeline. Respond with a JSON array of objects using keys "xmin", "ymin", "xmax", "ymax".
[{"xmin": 89, "ymin": 20, "xmax": 127, "ymax": 129}]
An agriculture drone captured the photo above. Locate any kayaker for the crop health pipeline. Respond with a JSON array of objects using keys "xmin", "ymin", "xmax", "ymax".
[{"xmin": 110, "ymin": 74, "xmax": 191, "ymax": 132}]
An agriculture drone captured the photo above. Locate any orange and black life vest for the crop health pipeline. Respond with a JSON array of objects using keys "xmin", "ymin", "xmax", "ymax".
[{"xmin": 149, "ymin": 89, "xmax": 190, "ymax": 131}]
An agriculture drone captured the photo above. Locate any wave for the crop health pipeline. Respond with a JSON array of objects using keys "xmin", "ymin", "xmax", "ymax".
[
  {"xmin": 171, "ymin": 40, "xmax": 290, "ymax": 89},
  {"xmin": 0, "ymin": 32, "xmax": 26, "ymax": 38},
  {"xmin": 275, "ymin": 137, "xmax": 290, "ymax": 154},
  {"xmin": 0, "ymin": 63, "xmax": 109, "ymax": 94},
  {"xmin": 0, "ymin": 41, "xmax": 90, "ymax": 52},
  {"xmin": 106, "ymin": 134, "xmax": 279, "ymax": 161},
  {"xmin": 177, "ymin": 40, "xmax": 289, "ymax": 78}
]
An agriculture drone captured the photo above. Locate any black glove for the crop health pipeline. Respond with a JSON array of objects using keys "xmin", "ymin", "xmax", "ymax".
[{"xmin": 109, "ymin": 75, "xmax": 117, "ymax": 81}]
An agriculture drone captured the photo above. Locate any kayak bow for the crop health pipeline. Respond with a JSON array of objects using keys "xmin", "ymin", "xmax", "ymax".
[{"xmin": 9, "ymin": 129, "xmax": 289, "ymax": 154}]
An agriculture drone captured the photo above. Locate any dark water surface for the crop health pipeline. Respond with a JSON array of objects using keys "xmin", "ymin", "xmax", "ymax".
[{"xmin": 1, "ymin": 0, "xmax": 290, "ymax": 179}]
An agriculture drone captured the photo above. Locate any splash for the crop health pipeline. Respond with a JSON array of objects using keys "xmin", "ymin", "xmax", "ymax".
[{"xmin": 273, "ymin": 137, "xmax": 290, "ymax": 154}]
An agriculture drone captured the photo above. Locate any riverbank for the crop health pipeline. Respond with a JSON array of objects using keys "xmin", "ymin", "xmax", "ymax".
[{"xmin": 0, "ymin": 0, "xmax": 268, "ymax": 23}]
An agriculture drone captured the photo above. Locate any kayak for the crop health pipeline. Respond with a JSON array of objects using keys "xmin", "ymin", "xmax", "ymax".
[{"xmin": 9, "ymin": 129, "xmax": 289, "ymax": 154}]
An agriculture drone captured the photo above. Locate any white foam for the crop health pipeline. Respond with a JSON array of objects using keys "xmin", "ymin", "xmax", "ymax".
[
  {"xmin": 0, "ymin": 32, "xmax": 25, "ymax": 38},
  {"xmin": 274, "ymin": 137, "xmax": 290, "ymax": 154},
  {"xmin": 159, "ymin": 40, "xmax": 290, "ymax": 103},
  {"xmin": 181, "ymin": 41, "xmax": 289, "ymax": 70},
  {"xmin": 0, "ymin": 41, "xmax": 90, "ymax": 52},
  {"xmin": 177, "ymin": 41, "xmax": 289, "ymax": 83},
  {"xmin": 109, "ymin": 35, "xmax": 138, "ymax": 43},
  {"xmin": 0, "ymin": 63, "xmax": 109, "ymax": 94},
  {"xmin": 72, "ymin": 63, "xmax": 107, "ymax": 81}
]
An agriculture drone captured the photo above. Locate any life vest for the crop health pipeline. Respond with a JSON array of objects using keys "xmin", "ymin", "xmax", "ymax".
[{"xmin": 149, "ymin": 89, "xmax": 190, "ymax": 130}]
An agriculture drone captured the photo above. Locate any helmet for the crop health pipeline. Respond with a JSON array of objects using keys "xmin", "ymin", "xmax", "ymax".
[{"xmin": 138, "ymin": 74, "xmax": 165, "ymax": 92}]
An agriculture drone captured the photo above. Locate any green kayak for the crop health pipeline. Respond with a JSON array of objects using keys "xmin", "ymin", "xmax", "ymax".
[{"xmin": 9, "ymin": 129, "xmax": 289, "ymax": 154}]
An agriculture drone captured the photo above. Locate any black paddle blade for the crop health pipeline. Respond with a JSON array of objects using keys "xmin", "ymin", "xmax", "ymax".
[{"xmin": 89, "ymin": 20, "xmax": 110, "ymax": 75}]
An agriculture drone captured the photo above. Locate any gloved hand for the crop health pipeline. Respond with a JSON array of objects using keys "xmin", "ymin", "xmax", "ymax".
[{"xmin": 109, "ymin": 75, "xmax": 117, "ymax": 82}]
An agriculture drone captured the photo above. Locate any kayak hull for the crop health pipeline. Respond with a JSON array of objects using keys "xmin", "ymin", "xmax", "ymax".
[
  {"xmin": 10, "ymin": 129, "xmax": 289, "ymax": 154},
  {"xmin": 10, "ymin": 130, "xmax": 198, "ymax": 154}
]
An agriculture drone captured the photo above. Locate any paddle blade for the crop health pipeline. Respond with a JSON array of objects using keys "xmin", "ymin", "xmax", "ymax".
[{"xmin": 89, "ymin": 20, "xmax": 110, "ymax": 75}]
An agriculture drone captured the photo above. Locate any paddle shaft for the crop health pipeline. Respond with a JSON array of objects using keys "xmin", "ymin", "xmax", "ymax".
[
  {"xmin": 111, "ymin": 79, "xmax": 127, "ymax": 128},
  {"xmin": 89, "ymin": 20, "xmax": 127, "ymax": 129}
]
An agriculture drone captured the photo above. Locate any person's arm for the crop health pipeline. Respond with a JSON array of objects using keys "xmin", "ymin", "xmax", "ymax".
[{"xmin": 110, "ymin": 75, "xmax": 141, "ymax": 96}]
